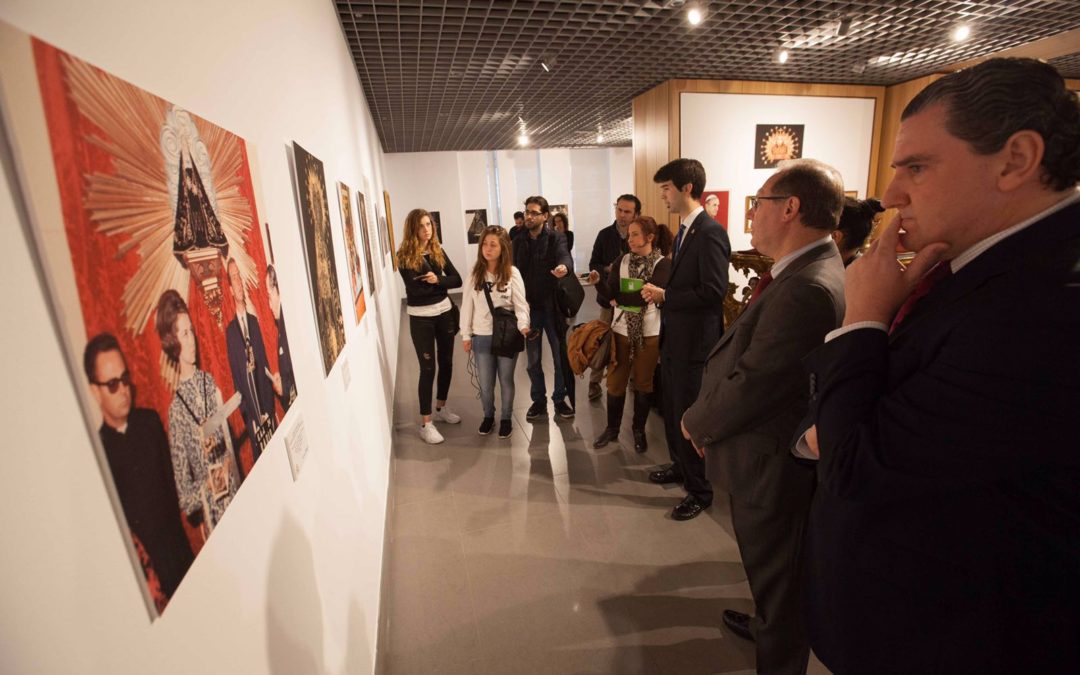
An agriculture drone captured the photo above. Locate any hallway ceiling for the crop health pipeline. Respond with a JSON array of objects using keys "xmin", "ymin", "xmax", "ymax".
[{"xmin": 335, "ymin": 1, "xmax": 1080, "ymax": 153}]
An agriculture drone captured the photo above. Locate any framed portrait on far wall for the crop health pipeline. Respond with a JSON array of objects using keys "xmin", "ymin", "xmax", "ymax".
[
  {"xmin": 465, "ymin": 208, "xmax": 488, "ymax": 244},
  {"xmin": 383, "ymin": 190, "xmax": 397, "ymax": 271},
  {"xmin": 744, "ymin": 195, "xmax": 754, "ymax": 234},
  {"xmin": 754, "ymin": 124, "xmax": 804, "ymax": 169},
  {"xmin": 430, "ymin": 210, "xmax": 443, "ymax": 243},
  {"xmin": 701, "ymin": 191, "xmax": 729, "ymax": 230}
]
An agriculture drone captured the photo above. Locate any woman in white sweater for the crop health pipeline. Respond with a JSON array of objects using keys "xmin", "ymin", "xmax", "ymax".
[{"xmin": 461, "ymin": 226, "xmax": 530, "ymax": 438}]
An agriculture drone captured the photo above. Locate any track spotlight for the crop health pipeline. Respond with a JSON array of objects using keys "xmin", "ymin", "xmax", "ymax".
[
  {"xmin": 687, "ymin": 7, "xmax": 702, "ymax": 25},
  {"xmin": 952, "ymin": 24, "xmax": 971, "ymax": 41}
]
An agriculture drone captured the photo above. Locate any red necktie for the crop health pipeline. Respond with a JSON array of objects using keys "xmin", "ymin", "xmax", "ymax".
[
  {"xmin": 889, "ymin": 261, "xmax": 952, "ymax": 333},
  {"xmin": 747, "ymin": 272, "xmax": 773, "ymax": 305}
]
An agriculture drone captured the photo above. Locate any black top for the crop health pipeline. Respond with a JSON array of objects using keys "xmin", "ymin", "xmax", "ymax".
[
  {"xmin": 589, "ymin": 222, "xmax": 630, "ymax": 306},
  {"xmin": 100, "ymin": 408, "xmax": 194, "ymax": 598},
  {"xmin": 399, "ymin": 251, "xmax": 462, "ymax": 307},
  {"xmin": 599, "ymin": 253, "xmax": 672, "ymax": 310},
  {"xmin": 511, "ymin": 226, "xmax": 573, "ymax": 307}
]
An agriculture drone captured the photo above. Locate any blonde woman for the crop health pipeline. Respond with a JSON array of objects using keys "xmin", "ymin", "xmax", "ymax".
[
  {"xmin": 460, "ymin": 226, "xmax": 530, "ymax": 438},
  {"xmin": 397, "ymin": 208, "xmax": 463, "ymax": 444}
]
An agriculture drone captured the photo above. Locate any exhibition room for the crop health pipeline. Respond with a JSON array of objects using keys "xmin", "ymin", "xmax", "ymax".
[{"xmin": 1, "ymin": 1, "xmax": 1078, "ymax": 673}]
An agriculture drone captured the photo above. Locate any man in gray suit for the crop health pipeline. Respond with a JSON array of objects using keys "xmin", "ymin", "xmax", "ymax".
[{"xmin": 681, "ymin": 158, "xmax": 847, "ymax": 675}]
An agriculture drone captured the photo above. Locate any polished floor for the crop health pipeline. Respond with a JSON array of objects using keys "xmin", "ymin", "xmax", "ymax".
[{"xmin": 383, "ymin": 296, "xmax": 831, "ymax": 674}]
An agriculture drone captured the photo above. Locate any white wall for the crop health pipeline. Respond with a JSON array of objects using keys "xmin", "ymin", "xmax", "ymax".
[
  {"xmin": 386, "ymin": 147, "xmax": 636, "ymax": 274},
  {"xmin": 681, "ymin": 92, "xmax": 877, "ymax": 254},
  {"xmin": 0, "ymin": 0, "xmax": 399, "ymax": 673}
]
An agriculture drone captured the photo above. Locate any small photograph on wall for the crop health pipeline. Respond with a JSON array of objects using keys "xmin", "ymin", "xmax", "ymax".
[
  {"xmin": 0, "ymin": 24, "xmax": 298, "ymax": 618},
  {"xmin": 336, "ymin": 182, "xmax": 366, "ymax": 325},
  {"xmin": 466, "ymin": 208, "xmax": 488, "ymax": 244},
  {"xmin": 356, "ymin": 191, "xmax": 378, "ymax": 295},
  {"xmin": 383, "ymin": 190, "xmax": 398, "ymax": 271},
  {"xmin": 550, "ymin": 204, "xmax": 568, "ymax": 220},
  {"xmin": 844, "ymin": 190, "xmax": 859, "ymax": 198},
  {"xmin": 430, "ymin": 210, "xmax": 443, "ymax": 243},
  {"xmin": 701, "ymin": 191, "xmax": 730, "ymax": 230},
  {"xmin": 745, "ymin": 196, "xmax": 754, "ymax": 234},
  {"xmin": 291, "ymin": 142, "xmax": 347, "ymax": 375},
  {"xmin": 755, "ymin": 124, "xmax": 804, "ymax": 169}
]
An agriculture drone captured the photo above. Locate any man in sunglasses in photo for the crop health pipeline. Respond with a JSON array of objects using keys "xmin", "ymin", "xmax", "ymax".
[{"xmin": 84, "ymin": 332, "xmax": 194, "ymax": 602}]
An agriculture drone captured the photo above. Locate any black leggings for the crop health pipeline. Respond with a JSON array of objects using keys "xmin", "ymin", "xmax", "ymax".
[{"xmin": 409, "ymin": 310, "xmax": 456, "ymax": 416}]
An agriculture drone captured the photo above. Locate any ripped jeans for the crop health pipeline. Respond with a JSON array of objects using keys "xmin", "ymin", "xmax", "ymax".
[{"xmin": 409, "ymin": 310, "xmax": 456, "ymax": 416}]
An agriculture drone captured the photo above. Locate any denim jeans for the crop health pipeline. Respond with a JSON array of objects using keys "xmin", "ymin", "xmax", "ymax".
[
  {"xmin": 525, "ymin": 306, "xmax": 568, "ymax": 404},
  {"xmin": 471, "ymin": 334, "xmax": 517, "ymax": 420}
]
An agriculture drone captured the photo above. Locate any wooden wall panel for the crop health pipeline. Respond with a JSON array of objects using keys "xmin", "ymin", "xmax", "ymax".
[{"xmin": 632, "ymin": 81, "xmax": 671, "ymax": 225}]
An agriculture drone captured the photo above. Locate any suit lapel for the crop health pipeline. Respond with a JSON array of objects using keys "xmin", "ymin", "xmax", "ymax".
[
  {"xmin": 669, "ymin": 211, "xmax": 706, "ymax": 280},
  {"xmin": 889, "ymin": 201, "xmax": 1080, "ymax": 343},
  {"xmin": 706, "ymin": 241, "xmax": 837, "ymax": 360}
]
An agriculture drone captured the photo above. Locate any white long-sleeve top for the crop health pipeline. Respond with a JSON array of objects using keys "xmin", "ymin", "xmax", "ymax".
[{"xmin": 460, "ymin": 266, "xmax": 531, "ymax": 340}]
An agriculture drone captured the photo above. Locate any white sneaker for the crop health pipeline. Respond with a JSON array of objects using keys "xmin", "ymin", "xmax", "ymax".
[
  {"xmin": 419, "ymin": 423, "xmax": 445, "ymax": 444},
  {"xmin": 433, "ymin": 407, "xmax": 462, "ymax": 424}
]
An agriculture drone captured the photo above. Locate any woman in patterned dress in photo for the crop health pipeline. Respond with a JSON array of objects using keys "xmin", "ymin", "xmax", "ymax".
[{"xmin": 155, "ymin": 289, "xmax": 239, "ymax": 537}]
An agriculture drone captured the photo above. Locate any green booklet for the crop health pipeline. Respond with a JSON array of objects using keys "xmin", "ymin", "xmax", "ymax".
[{"xmin": 619, "ymin": 277, "xmax": 645, "ymax": 313}]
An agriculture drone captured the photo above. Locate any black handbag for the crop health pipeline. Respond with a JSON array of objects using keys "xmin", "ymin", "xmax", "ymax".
[
  {"xmin": 447, "ymin": 300, "xmax": 460, "ymax": 335},
  {"xmin": 482, "ymin": 282, "xmax": 524, "ymax": 358},
  {"xmin": 555, "ymin": 273, "xmax": 585, "ymax": 318}
]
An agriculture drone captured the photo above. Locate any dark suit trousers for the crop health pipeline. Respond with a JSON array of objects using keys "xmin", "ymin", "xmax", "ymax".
[
  {"xmin": 660, "ymin": 353, "xmax": 711, "ymax": 504},
  {"xmin": 730, "ymin": 494, "xmax": 811, "ymax": 675}
]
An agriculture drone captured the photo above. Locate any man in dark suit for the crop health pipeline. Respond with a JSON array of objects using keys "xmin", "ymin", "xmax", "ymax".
[
  {"xmin": 797, "ymin": 58, "xmax": 1080, "ymax": 674},
  {"xmin": 225, "ymin": 258, "xmax": 275, "ymax": 475},
  {"xmin": 681, "ymin": 159, "xmax": 846, "ymax": 674},
  {"xmin": 641, "ymin": 158, "xmax": 730, "ymax": 520},
  {"xmin": 84, "ymin": 333, "xmax": 194, "ymax": 603}
]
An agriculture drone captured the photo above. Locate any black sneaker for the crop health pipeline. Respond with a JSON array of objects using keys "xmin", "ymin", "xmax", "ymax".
[
  {"xmin": 526, "ymin": 401, "xmax": 547, "ymax": 420},
  {"xmin": 554, "ymin": 400, "xmax": 576, "ymax": 420},
  {"xmin": 498, "ymin": 419, "xmax": 512, "ymax": 438},
  {"xmin": 478, "ymin": 417, "xmax": 495, "ymax": 435}
]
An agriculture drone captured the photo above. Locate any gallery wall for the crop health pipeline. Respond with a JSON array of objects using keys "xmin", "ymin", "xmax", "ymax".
[
  {"xmin": 0, "ymin": 0, "xmax": 400, "ymax": 673},
  {"xmin": 384, "ymin": 146, "xmax": 633, "ymax": 276},
  {"xmin": 681, "ymin": 91, "xmax": 878, "ymax": 254}
]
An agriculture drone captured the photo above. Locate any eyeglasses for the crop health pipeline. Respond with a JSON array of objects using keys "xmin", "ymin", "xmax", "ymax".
[
  {"xmin": 748, "ymin": 195, "xmax": 791, "ymax": 210},
  {"xmin": 92, "ymin": 371, "xmax": 132, "ymax": 394},
  {"xmin": 524, "ymin": 210, "xmax": 546, "ymax": 219}
]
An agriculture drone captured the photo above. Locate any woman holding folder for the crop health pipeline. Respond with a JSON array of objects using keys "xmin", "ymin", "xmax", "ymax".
[{"xmin": 594, "ymin": 216, "xmax": 673, "ymax": 452}]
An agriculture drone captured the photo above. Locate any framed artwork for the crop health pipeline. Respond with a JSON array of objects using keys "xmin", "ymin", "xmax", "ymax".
[
  {"xmin": 291, "ymin": 142, "xmax": 346, "ymax": 375},
  {"xmin": 744, "ymin": 195, "xmax": 754, "ymax": 233},
  {"xmin": 466, "ymin": 208, "xmax": 488, "ymax": 244},
  {"xmin": 754, "ymin": 124, "xmax": 804, "ymax": 169},
  {"xmin": 355, "ymin": 190, "xmax": 378, "ymax": 295},
  {"xmin": 844, "ymin": 190, "xmax": 859, "ymax": 198},
  {"xmin": 336, "ymin": 182, "xmax": 365, "ymax": 325},
  {"xmin": 701, "ymin": 190, "xmax": 730, "ymax": 230},
  {"xmin": 0, "ymin": 23, "xmax": 297, "ymax": 618},
  {"xmin": 383, "ymin": 190, "xmax": 398, "ymax": 271},
  {"xmin": 430, "ymin": 210, "xmax": 443, "ymax": 244}
]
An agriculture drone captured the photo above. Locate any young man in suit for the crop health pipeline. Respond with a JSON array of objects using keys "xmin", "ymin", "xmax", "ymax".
[
  {"xmin": 798, "ymin": 58, "xmax": 1080, "ymax": 674},
  {"xmin": 641, "ymin": 158, "xmax": 730, "ymax": 521},
  {"xmin": 681, "ymin": 159, "xmax": 847, "ymax": 674}
]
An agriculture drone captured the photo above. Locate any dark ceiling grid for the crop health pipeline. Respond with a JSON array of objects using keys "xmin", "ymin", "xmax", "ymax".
[{"xmin": 335, "ymin": 0, "xmax": 1080, "ymax": 153}]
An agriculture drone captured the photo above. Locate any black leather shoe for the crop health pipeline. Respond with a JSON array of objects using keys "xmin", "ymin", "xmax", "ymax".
[
  {"xmin": 526, "ymin": 401, "xmax": 547, "ymax": 420},
  {"xmin": 593, "ymin": 427, "xmax": 619, "ymax": 449},
  {"xmin": 632, "ymin": 429, "xmax": 648, "ymax": 453},
  {"xmin": 671, "ymin": 495, "xmax": 709, "ymax": 521},
  {"xmin": 722, "ymin": 609, "xmax": 754, "ymax": 642},
  {"xmin": 648, "ymin": 466, "xmax": 683, "ymax": 484}
]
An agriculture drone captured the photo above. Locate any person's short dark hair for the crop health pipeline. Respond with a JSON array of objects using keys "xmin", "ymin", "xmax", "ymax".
[
  {"xmin": 524, "ymin": 195, "xmax": 550, "ymax": 214},
  {"xmin": 266, "ymin": 264, "xmax": 279, "ymax": 292},
  {"xmin": 771, "ymin": 158, "xmax": 845, "ymax": 231},
  {"xmin": 552, "ymin": 212, "xmax": 570, "ymax": 230},
  {"xmin": 513, "ymin": 211, "xmax": 524, "ymax": 220},
  {"xmin": 837, "ymin": 197, "xmax": 883, "ymax": 253},
  {"xmin": 653, "ymin": 159, "xmax": 706, "ymax": 200},
  {"xmin": 904, "ymin": 57, "xmax": 1080, "ymax": 192},
  {"xmin": 616, "ymin": 194, "xmax": 641, "ymax": 214},
  {"xmin": 155, "ymin": 289, "xmax": 190, "ymax": 365},
  {"xmin": 83, "ymin": 332, "xmax": 122, "ymax": 383}
]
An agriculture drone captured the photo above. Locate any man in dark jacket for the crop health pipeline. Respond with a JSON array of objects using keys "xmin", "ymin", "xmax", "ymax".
[
  {"xmin": 585, "ymin": 194, "xmax": 636, "ymax": 400},
  {"xmin": 513, "ymin": 195, "xmax": 575, "ymax": 420},
  {"xmin": 642, "ymin": 158, "xmax": 730, "ymax": 521}
]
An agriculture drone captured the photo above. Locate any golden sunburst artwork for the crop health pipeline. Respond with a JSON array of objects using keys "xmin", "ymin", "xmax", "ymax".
[{"xmin": 754, "ymin": 124, "xmax": 805, "ymax": 169}]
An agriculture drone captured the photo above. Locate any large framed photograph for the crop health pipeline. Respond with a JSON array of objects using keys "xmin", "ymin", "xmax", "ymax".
[
  {"xmin": 356, "ymin": 190, "xmax": 378, "ymax": 295},
  {"xmin": 337, "ymin": 181, "xmax": 366, "ymax": 325},
  {"xmin": 0, "ymin": 22, "xmax": 298, "ymax": 618},
  {"xmin": 701, "ymin": 190, "xmax": 730, "ymax": 230},
  {"xmin": 291, "ymin": 143, "xmax": 347, "ymax": 374},
  {"xmin": 383, "ymin": 190, "xmax": 398, "ymax": 271}
]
